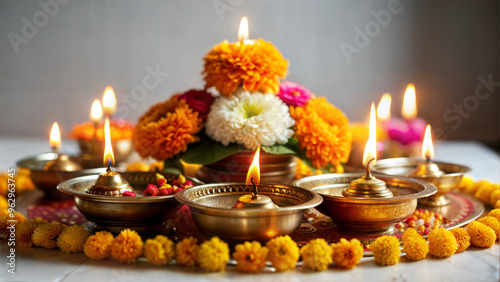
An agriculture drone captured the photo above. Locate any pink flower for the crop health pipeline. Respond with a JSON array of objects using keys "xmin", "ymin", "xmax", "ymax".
[
  {"xmin": 122, "ymin": 191, "xmax": 136, "ymax": 197},
  {"xmin": 277, "ymin": 81, "xmax": 312, "ymax": 107},
  {"xmin": 144, "ymin": 184, "xmax": 159, "ymax": 196},
  {"xmin": 180, "ymin": 89, "xmax": 215, "ymax": 120}
]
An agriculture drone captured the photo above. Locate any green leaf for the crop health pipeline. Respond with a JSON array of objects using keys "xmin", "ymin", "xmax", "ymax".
[
  {"xmin": 261, "ymin": 144, "xmax": 296, "ymax": 155},
  {"xmin": 163, "ymin": 156, "xmax": 183, "ymax": 174},
  {"xmin": 179, "ymin": 137, "xmax": 248, "ymax": 165}
]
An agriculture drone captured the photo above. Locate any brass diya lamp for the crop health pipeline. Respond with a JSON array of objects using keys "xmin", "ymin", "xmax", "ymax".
[
  {"xmin": 373, "ymin": 125, "xmax": 471, "ymax": 207},
  {"xmin": 43, "ymin": 122, "xmax": 82, "ymax": 172},
  {"xmin": 85, "ymin": 118, "xmax": 133, "ymax": 196},
  {"xmin": 176, "ymin": 147, "xmax": 322, "ymax": 241},
  {"xmin": 293, "ymin": 103, "xmax": 437, "ymax": 233}
]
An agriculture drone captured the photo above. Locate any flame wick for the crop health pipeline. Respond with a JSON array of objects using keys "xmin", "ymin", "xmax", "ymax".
[
  {"xmin": 365, "ymin": 157, "xmax": 375, "ymax": 176},
  {"xmin": 251, "ymin": 178, "xmax": 258, "ymax": 199}
]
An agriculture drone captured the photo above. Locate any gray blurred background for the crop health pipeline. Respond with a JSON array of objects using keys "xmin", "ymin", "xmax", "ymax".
[{"xmin": 0, "ymin": 0, "xmax": 499, "ymax": 149}]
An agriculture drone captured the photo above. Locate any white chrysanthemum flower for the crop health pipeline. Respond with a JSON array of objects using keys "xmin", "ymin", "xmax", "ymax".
[{"xmin": 206, "ymin": 91, "xmax": 295, "ymax": 150}]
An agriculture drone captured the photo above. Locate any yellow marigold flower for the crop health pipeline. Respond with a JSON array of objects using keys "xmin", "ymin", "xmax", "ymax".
[
  {"xmin": 233, "ymin": 241, "xmax": 269, "ymax": 273},
  {"xmin": 203, "ymin": 40, "xmax": 288, "ymax": 96},
  {"xmin": 475, "ymin": 182, "xmax": 496, "ymax": 204},
  {"xmin": 266, "ymin": 235, "xmax": 299, "ymax": 272},
  {"xmin": 15, "ymin": 219, "xmax": 47, "ymax": 247},
  {"xmin": 32, "ymin": 223, "xmax": 65, "ymax": 249},
  {"xmin": 175, "ymin": 236, "xmax": 199, "ymax": 267},
  {"xmin": 0, "ymin": 195, "xmax": 7, "ymax": 210},
  {"xmin": 458, "ymin": 175, "xmax": 475, "ymax": 192},
  {"xmin": 466, "ymin": 221, "xmax": 496, "ymax": 248},
  {"xmin": 57, "ymin": 225, "xmax": 90, "ymax": 253},
  {"xmin": 488, "ymin": 209, "xmax": 500, "ymax": 222},
  {"xmin": 197, "ymin": 237, "xmax": 230, "ymax": 272},
  {"xmin": 402, "ymin": 231, "xmax": 428, "ymax": 261},
  {"xmin": 371, "ymin": 236, "xmax": 401, "ymax": 266},
  {"xmin": 467, "ymin": 179, "xmax": 490, "ymax": 195},
  {"xmin": 490, "ymin": 186, "xmax": 500, "ymax": 207},
  {"xmin": 84, "ymin": 231, "xmax": 114, "ymax": 260},
  {"xmin": 290, "ymin": 97, "xmax": 352, "ymax": 168},
  {"xmin": 495, "ymin": 200, "xmax": 500, "ymax": 209},
  {"xmin": 428, "ymin": 228, "xmax": 457, "ymax": 258},
  {"xmin": 450, "ymin": 228, "xmax": 471, "ymax": 253},
  {"xmin": 126, "ymin": 161, "xmax": 150, "ymax": 172},
  {"xmin": 144, "ymin": 235, "xmax": 175, "ymax": 266},
  {"xmin": 133, "ymin": 96, "xmax": 203, "ymax": 160},
  {"xmin": 477, "ymin": 217, "xmax": 499, "ymax": 241},
  {"xmin": 331, "ymin": 238, "xmax": 364, "ymax": 269},
  {"xmin": 300, "ymin": 238, "xmax": 333, "ymax": 272},
  {"xmin": 110, "ymin": 229, "xmax": 143, "ymax": 263}
]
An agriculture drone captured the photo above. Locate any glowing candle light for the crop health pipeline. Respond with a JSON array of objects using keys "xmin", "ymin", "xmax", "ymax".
[
  {"xmin": 362, "ymin": 103, "xmax": 377, "ymax": 167},
  {"xmin": 102, "ymin": 86, "xmax": 117, "ymax": 117},
  {"xmin": 49, "ymin": 122, "xmax": 61, "ymax": 151},
  {"xmin": 421, "ymin": 125, "xmax": 435, "ymax": 161},
  {"xmin": 246, "ymin": 146, "xmax": 260, "ymax": 186},
  {"xmin": 377, "ymin": 93, "xmax": 392, "ymax": 122},
  {"xmin": 90, "ymin": 99, "xmax": 103, "ymax": 125},
  {"xmin": 402, "ymin": 84, "xmax": 417, "ymax": 120}
]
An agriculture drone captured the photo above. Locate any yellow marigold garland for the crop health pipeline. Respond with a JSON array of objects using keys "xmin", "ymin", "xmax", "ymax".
[
  {"xmin": 175, "ymin": 236, "xmax": 199, "ymax": 267},
  {"xmin": 331, "ymin": 238, "xmax": 364, "ymax": 269},
  {"xmin": 428, "ymin": 228, "xmax": 457, "ymax": 258},
  {"xmin": 15, "ymin": 218, "xmax": 46, "ymax": 248},
  {"xmin": 402, "ymin": 229, "xmax": 428, "ymax": 261},
  {"xmin": 84, "ymin": 231, "xmax": 114, "ymax": 260},
  {"xmin": 450, "ymin": 228, "xmax": 471, "ymax": 253},
  {"xmin": 144, "ymin": 235, "xmax": 175, "ymax": 266},
  {"xmin": 300, "ymin": 238, "xmax": 333, "ymax": 271},
  {"xmin": 290, "ymin": 97, "xmax": 352, "ymax": 168},
  {"xmin": 233, "ymin": 241, "xmax": 269, "ymax": 273},
  {"xmin": 266, "ymin": 235, "xmax": 299, "ymax": 272},
  {"xmin": 133, "ymin": 96, "xmax": 203, "ymax": 160},
  {"xmin": 477, "ymin": 217, "xmax": 500, "ymax": 241},
  {"xmin": 32, "ymin": 223, "xmax": 66, "ymax": 249},
  {"xmin": 466, "ymin": 221, "xmax": 496, "ymax": 248},
  {"xmin": 110, "ymin": 229, "xmax": 144, "ymax": 263},
  {"xmin": 371, "ymin": 236, "xmax": 400, "ymax": 266},
  {"xmin": 197, "ymin": 236, "xmax": 230, "ymax": 272},
  {"xmin": 488, "ymin": 209, "xmax": 500, "ymax": 222},
  {"xmin": 57, "ymin": 225, "xmax": 90, "ymax": 253},
  {"xmin": 203, "ymin": 40, "xmax": 288, "ymax": 96}
]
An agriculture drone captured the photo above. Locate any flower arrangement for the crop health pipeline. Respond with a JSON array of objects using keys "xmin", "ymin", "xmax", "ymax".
[{"xmin": 133, "ymin": 37, "xmax": 353, "ymax": 174}]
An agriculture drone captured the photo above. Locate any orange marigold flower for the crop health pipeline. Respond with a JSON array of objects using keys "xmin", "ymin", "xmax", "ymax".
[
  {"xmin": 175, "ymin": 236, "xmax": 199, "ymax": 267},
  {"xmin": 203, "ymin": 40, "xmax": 288, "ymax": 96},
  {"xmin": 290, "ymin": 97, "xmax": 352, "ymax": 168},
  {"xmin": 233, "ymin": 241, "xmax": 269, "ymax": 273},
  {"xmin": 371, "ymin": 236, "xmax": 401, "ymax": 266},
  {"xmin": 133, "ymin": 97, "xmax": 203, "ymax": 160},
  {"xmin": 466, "ymin": 221, "xmax": 496, "ymax": 248},
  {"xmin": 69, "ymin": 119, "xmax": 134, "ymax": 141},
  {"xmin": 402, "ymin": 230, "xmax": 428, "ymax": 261},
  {"xmin": 57, "ymin": 225, "xmax": 91, "ymax": 253},
  {"xmin": 488, "ymin": 209, "xmax": 500, "ymax": 222},
  {"xmin": 450, "ymin": 228, "xmax": 471, "ymax": 253},
  {"xmin": 428, "ymin": 228, "xmax": 457, "ymax": 258},
  {"xmin": 110, "ymin": 229, "xmax": 144, "ymax": 263},
  {"xmin": 32, "ymin": 223, "xmax": 66, "ymax": 249},
  {"xmin": 266, "ymin": 235, "xmax": 299, "ymax": 272},
  {"xmin": 197, "ymin": 236, "xmax": 230, "ymax": 272},
  {"xmin": 331, "ymin": 238, "xmax": 364, "ymax": 269},
  {"xmin": 15, "ymin": 218, "xmax": 47, "ymax": 248},
  {"xmin": 144, "ymin": 235, "xmax": 175, "ymax": 266},
  {"xmin": 84, "ymin": 231, "xmax": 114, "ymax": 260},
  {"xmin": 300, "ymin": 238, "xmax": 333, "ymax": 272},
  {"xmin": 476, "ymin": 217, "xmax": 499, "ymax": 241}
]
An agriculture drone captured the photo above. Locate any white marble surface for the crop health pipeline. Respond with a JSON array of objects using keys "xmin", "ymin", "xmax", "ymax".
[{"xmin": 0, "ymin": 138, "xmax": 499, "ymax": 282}]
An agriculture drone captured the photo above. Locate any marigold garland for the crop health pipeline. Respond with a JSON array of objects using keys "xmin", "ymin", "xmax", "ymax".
[
  {"xmin": 402, "ymin": 229, "xmax": 428, "ymax": 261},
  {"xmin": 144, "ymin": 235, "xmax": 175, "ymax": 266},
  {"xmin": 477, "ymin": 217, "xmax": 500, "ymax": 240},
  {"xmin": 197, "ymin": 236, "xmax": 230, "ymax": 272},
  {"xmin": 331, "ymin": 238, "xmax": 364, "ymax": 269},
  {"xmin": 290, "ymin": 97, "xmax": 352, "ymax": 168},
  {"xmin": 466, "ymin": 221, "xmax": 496, "ymax": 248},
  {"xmin": 428, "ymin": 228, "xmax": 457, "ymax": 258},
  {"xmin": 300, "ymin": 238, "xmax": 333, "ymax": 272},
  {"xmin": 57, "ymin": 225, "xmax": 90, "ymax": 253},
  {"xmin": 84, "ymin": 231, "xmax": 114, "ymax": 260},
  {"xmin": 133, "ymin": 96, "xmax": 203, "ymax": 160},
  {"xmin": 32, "ymin": 223, "xmax": 66, "ymax": 249},
  {"xmin": 233, "ymin": 241, "xmax": 269, "ymax": 273},
  {"xmin": 450, "ymin": 228, "xmax": 471, "ymax": 253},
  {"xmin": 175, "ymin": 236, "xmax": 199, "ymax": 267},
  {"xmin": 110, "ymin": 229, "xmax": 144, "ymax": 263},
  {"xmin": 371, "ymin": 236, "xmax": 400, "ymax": 266},
  {"xmin": 203, "ymin": 40, "xmax": 288, "ymax": 96},
  {"xmin": 488, "ymin": 209, "xmax": 500, "ymax": 222},
  {"xmin": 266, "ymin": 235, "xmax": 300, "ymax": 272},
  {"xmin": 15, "ymin": 218, "xmax": 47, "ymax": 248}
]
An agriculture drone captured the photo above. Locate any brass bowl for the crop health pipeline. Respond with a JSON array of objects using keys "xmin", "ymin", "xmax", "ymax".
[
  {"xmin": 175, "ymin": 183, "xmax": 322, "ymax": 242},
  {"xmin": 372, "ymin": 158, "xmax": 471, "ymax": 206},
  {"xmin": 78, "ymin": 139, "xmax": 133, "ymax": 168},
  {"xmin": 292, "ymin": 173, "xmax": 437, "ymax": 233},
  {"xmin": 57, "ymin": 173, "xmax": 204, "ymax": 233},
  {"xmin": 17, "ymin": 153, "xmax": 109, "ymax": 199}
]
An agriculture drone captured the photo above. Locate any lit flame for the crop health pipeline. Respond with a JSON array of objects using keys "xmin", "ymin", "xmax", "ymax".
[
  {"xmin": 402, "ymin": 84, "xmax": 417, "ymax": 120},
  {"xmin": 246, "ymin": 146, "xmax": 260, "ymax": 185},
  {"xmin": 238, "ymin": 17, "xmax": 249, "ymax": 43},
  {"xmin": 49, "ymin": 122, "xmax": 61, "ymax": 149},
  {"xmin": 377, "ymin": 93, "xmax": 391, "ymax": 121},
  {"xmin": 102, "ymin": 86, "xmax": 117, "ymax": 116},
  {"xmin": 103, "ymin": 117, "xmax": 115, "ymax": 167},
  {"xmin": 90, "ymin": 99, "xmax": 103, "ymax": 124},
  {"xmin": 362, "ymin": 103, "xmax": 377, "ymax": 166},
  {"xmin": 422, "ymin": 124, "xmax": 435, "ymax": 161}
]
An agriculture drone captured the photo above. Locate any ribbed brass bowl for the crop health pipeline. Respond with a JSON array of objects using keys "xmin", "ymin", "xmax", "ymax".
[
  {"xmin": 372, "ymin": 158, "xmax": 471, "ymax": 206},
  {"xmin": 292, "ymin": 173, "xmax": 437, "ymax": 233},
  {"xmin": 57, "ymin": 173, "xmax": 204, "ymax": 233},
  {"xmin": 175, "ymin": 183, "xmax": 322, "ymax": 242}
]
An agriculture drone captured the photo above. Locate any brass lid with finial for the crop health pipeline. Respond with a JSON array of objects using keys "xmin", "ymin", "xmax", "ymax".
[{"xmin": 342, "ymin": 157, "xmax": 393, "ymax": 198}]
